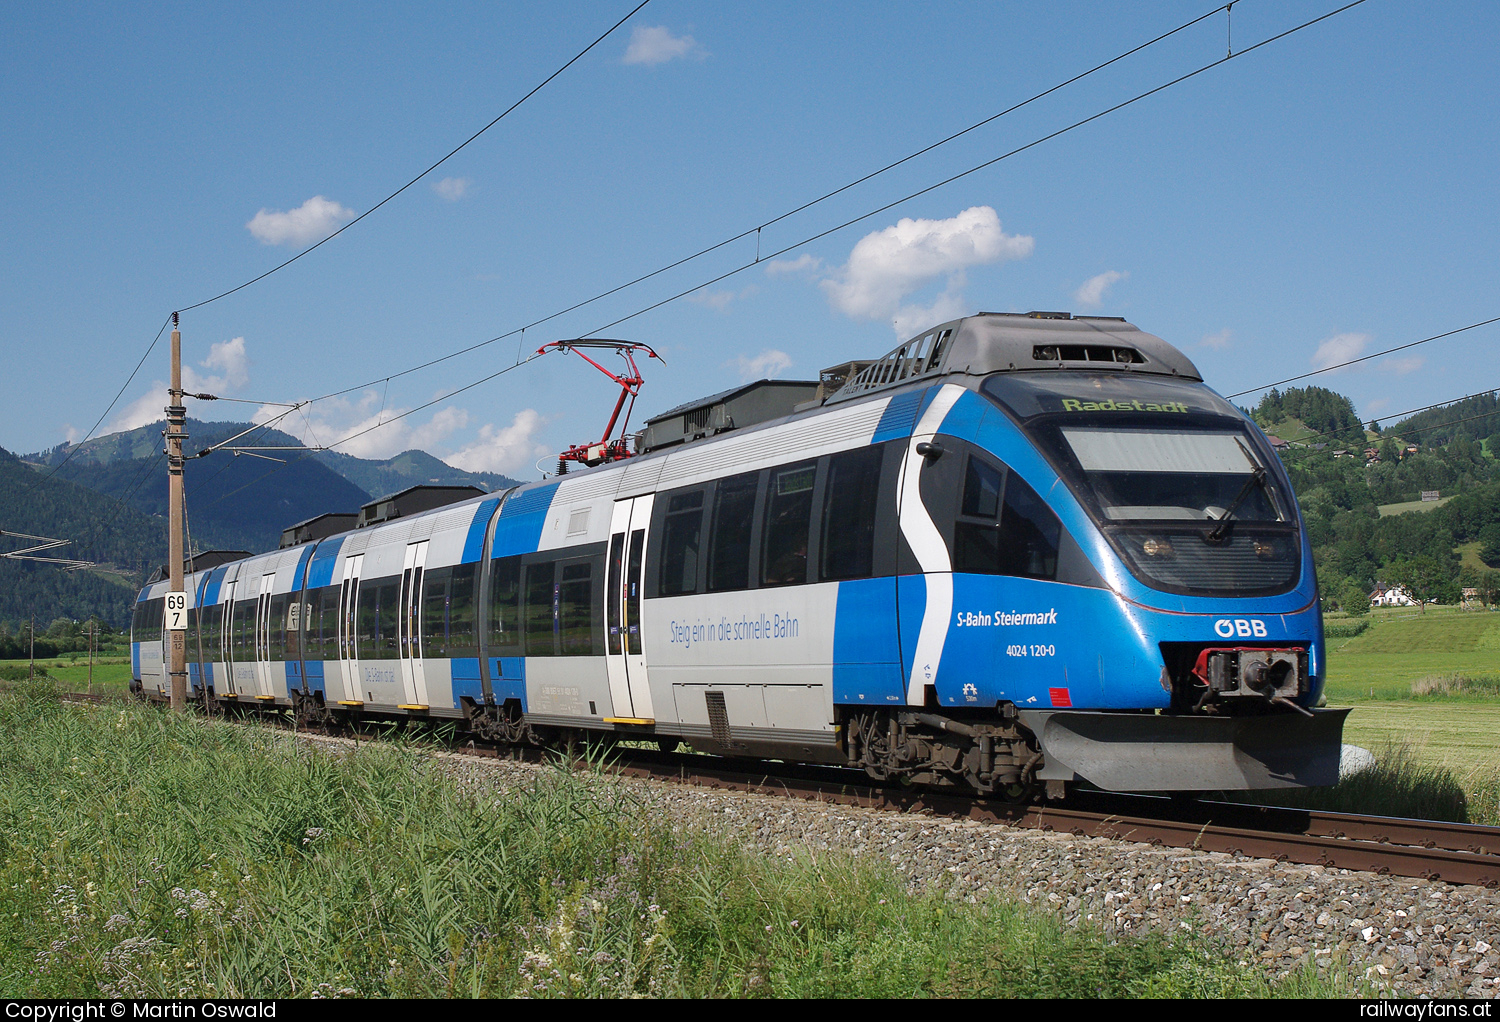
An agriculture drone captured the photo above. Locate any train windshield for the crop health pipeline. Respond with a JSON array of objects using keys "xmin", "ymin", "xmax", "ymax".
[
  {"xmin": 981, "ymin": 373, "xmax": 1301, "ymax": 596},
  {"xmin": 1057, "ymin": 427, "xmax": 1285, "ymax": 523}
]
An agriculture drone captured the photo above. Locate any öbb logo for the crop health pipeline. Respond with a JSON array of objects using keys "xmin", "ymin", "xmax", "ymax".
[{"xmin": 1215, "ymin": 618, "xmax": 1267, "ymax": 638}]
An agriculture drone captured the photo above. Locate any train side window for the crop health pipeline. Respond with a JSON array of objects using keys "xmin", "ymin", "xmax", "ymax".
[
  {"xmin": 708, "ymin": 472, "xmax": 758, "ymax": 592},
  {"xmin": 489, "ymin": 555, "xmax": 522, "ymax": 655},
  {"xmin": 820, "ymin": 445, "xmax": 883, "ymax": 581},
  {"xmin": 233, "ymin": 598, "xmax": 255, "ymax": 661},
  {"xmin": 999, "ymin": 475, "xmax": 1061, "ymax": 581},
  {"xmin": 377, "ymin": 577, "xmax": 401, "ymax": 659},
  {"xmin": 523, "ymin": 560, "xmax": 557, "ymax": 657},
  {"xmin": 606, "ymin": 534, "xmax": 624, "ymax": 654},
  {"xmin": 316, "ymin": 586, "xmax": 340, "ymax": 660},
  {"xmin": 448, "ymin": 563, "xmax": 479, "ymax": 659},
  {"xmin": 558, "ymin": 560, "xmax": 595, "ymax": 656},
  {"xmin": 269, "ymin": 594, "xmax": 288, "ymax": 662},
  {"xmin": 199, "ymin": 603, "xmax": 219, "ymax": 661},
  {"xmin": 954, "ymin": 455, "xmax": 1006, "ymax": 574},
  {"xmin": 659, "ymin": 490, "xmax": 705, "ymax": 596},
  {"xmin": 761, "ymin": 461, "xmax": 816, "ymax": 587},
  {"xmin": 421, "ymin": 566, "xmax": 452, "ymax": 658}
]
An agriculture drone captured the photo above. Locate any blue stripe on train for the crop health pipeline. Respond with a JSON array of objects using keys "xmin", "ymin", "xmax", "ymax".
[
  {"xmin": 491, "ymin": 483, "xmax": 560, "ymax": 558},
  {"xmin": 305, "ymin": 537, "xmax": 345, "ymax": 590},
  {"xmin": 461, "ymin": 499, "xmax": 501, "ymax": 564},
  {"xmin": 488, "ymin": 657, "xmax": 526, "ymax": 707},
  {"xmin": 870, "ymin": 389, "xmax": 927, "ymax": 443},
  {"xmin": 832, "ymin": 577, "xmax": 904, "ymax": 704}
]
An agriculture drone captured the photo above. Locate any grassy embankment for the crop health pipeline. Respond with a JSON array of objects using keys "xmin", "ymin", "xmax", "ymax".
[
  {"xmin": 1319, "ymin": 606, "xmax": 1500, "ymax": 824},
  {"xmin": 0, "ymin": 681, "xmax": 1350, "ymax": 999}
]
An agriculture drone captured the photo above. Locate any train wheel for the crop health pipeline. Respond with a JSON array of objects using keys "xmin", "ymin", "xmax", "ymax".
[{"xmin": 656, "ymin": 737, "xmax": 682, "ymax": 754}]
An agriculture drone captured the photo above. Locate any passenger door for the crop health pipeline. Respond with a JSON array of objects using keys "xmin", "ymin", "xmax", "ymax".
[
  {"xmin": 334, "ymin": 553, "xmax": 363, "ymax": 704},
  {"xmin": 398, "ymin": 540, "xmax": 430, "ymax": 708},
  {"xmin": 253, "ymin": 571, "xmax": 278, "ymax": 700},
  {"xmin": 605, "ymin": 495, "xmax": 655, "ymax": 721}
]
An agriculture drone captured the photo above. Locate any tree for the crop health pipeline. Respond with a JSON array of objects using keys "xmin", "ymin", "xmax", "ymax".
[
  {"xmin": 1368, "ymin": 420, "xmax": 1381, "ymax": 434},
  {"xmin": 1385, "ymin": 556, "xmax": 1459, "ymax": 611},
  {"xmin": 1341, "ymin": 581, "xmax": 1371, "ymax": 617},
  {"xmin": 1480, "ymin": 522, "xmax": 1500, "ymax": 569},
  {"xmin": 1476, "ymin": 570, "xmax": 1500, "ymax": 609},
  {"xmin": 1379, "ymin": 437, "xmax": 1401, "ymax": 464}
]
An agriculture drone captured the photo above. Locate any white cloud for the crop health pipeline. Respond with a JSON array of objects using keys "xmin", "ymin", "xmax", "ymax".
[
  {"xmin": 432, "ymin": 176, "xmax": 470, "ymax": 201},
  {"xmin": 259, "ymin": 390, "xmax": 471, "ymax": 461},
  {"xmin": 246, "ymin": 195, "xmax": 355, "ymax": 246},
  {"xmin": 730, "ymin": 349, "xmax": 792, "ymax": 381},
  {"xmin": 765, "ymin": 254, "xmax": 822, "ymax": 277},
  {"xmin": 892, "ymin": 279, "xmax": 971, "ymax": 339},
  {"xmin": 1200, "ymin": 328, "xmax": 1233, "ymax": 350},
  {"xmin": 1073, "ymin": 270, "xmax": 1127, "ymax": 309},
  {"xmin": 259, "ymin": 393, "xmax": 545, "ymax": 475},
  {"xmin": 110, "ymin": 387, "xmax": 170, "ymax": 433},
  {"xmin": 109, "ymin": 337, "xmax": 252, "ymax": 433},
  {"xmin": 1311, "ymin": 332, "xmax": 1371, "ymax": 371},
  {"xmin": 623, "ymin": 25, "xmax": 703, "ymax": 65},
  {"xmin": 689, "ymin": 284, "xmax": 759, "ymax": 312},
  {"xmin": 445, "ymin": 409, "xmax": 552, "ymax": 476},
  {"xmin": 196, "ymin": 336, "xmax": 249, "ymax": 391},
  {"xmin": 820, "ymin": 206, "xmax": 1033, "ymax": 334},
  {"xmin": 1380, "ymin": 355, "xmax": 1424, "ymax": 375}
]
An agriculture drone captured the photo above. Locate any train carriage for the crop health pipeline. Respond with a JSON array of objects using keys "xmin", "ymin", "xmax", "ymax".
[{"xmin": 133, "ymin": 311, "xmax": 1346, "ymax": 798}]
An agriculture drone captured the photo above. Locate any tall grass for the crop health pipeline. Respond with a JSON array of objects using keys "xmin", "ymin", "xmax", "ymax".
[
  {"xmin": 1242, "ymin": 743, "xmax": 1472, "ymax": 823},
  {"xmin": 1323, "ymin": 619, "xmax": 1371, "ymax": 640},
  {"xmin": 0, "ymin": 681, "xmax": 1351, "ymax": 998},
  {"xmin": 1409, "ymin": 674, "xmax": 1500, "ymax": 698}
]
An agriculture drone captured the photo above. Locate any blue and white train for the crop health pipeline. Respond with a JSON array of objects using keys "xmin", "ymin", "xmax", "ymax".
[{"xmin": 133, "ymin": 312, "xmax": 1346, "ymax": 797}]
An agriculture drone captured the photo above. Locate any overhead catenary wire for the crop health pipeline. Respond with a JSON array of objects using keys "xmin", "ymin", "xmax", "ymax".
[
  {"xmin": 45, "ymin": 315, "xmax": 172, "ymax": 481},
  {"xmin": 59, "ymin": 1, "xmax": 650, "ymax": 483},
  {"xmin": 177, "ymin": 0, "xmax": 1376, "ymax": 509},
  {"xmin": 177, "ymin": 0, "xmax": 652, "ymax": 316},
  {"xmin": 304, "ymin": 0, "xmax": 1275, "ymax": 404},
  {"xmin": 1227, "ymin": 314, "xmax": 1500, "ymax": 399}
]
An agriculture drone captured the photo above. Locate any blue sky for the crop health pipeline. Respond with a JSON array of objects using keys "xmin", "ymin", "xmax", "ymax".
[{"xmin": 3, "ymin": 0, "xmax": 1498, "ymax": 476}]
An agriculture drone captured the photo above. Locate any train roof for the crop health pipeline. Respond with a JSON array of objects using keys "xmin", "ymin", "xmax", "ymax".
[{"xmin": 825, "ymin": 311, "xmax": 1201, "ymax": 405}]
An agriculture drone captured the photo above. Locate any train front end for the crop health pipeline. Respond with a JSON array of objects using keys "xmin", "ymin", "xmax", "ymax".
[{"xmin": 866, "ymin": 313, "xmax": 1346, "ymax": 795}]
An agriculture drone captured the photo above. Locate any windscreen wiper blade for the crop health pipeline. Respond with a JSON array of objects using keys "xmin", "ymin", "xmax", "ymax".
[{"xmin": 1207, "ymin": 467, "xmax": 1268, "ymax": 543}]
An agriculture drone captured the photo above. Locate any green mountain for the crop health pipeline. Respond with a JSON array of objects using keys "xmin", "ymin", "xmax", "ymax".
[
  {"xmin": 1251, "ymin": 386, "xmax": 1366, "ymax": 447},
  {"xmin": 0, "ymin": 446, "xmax": 161, "ymax": 630},
  {"xmin": 1389, "ymin": 391, "xmax": 1500, "ymax": 448},
  {"xmin": 313, "ymin": 448, "xmax": 518, "ymax": 499}
]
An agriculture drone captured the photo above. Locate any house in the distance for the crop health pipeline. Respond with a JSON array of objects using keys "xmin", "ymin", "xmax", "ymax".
[{"xmin": 1370, "ymin": 584, "xmax": 1417, "ymax": 607}]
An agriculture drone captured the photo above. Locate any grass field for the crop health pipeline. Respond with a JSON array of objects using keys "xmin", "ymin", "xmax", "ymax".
[
  {"xmin": 1320, "ymin": 607, "xmax": 1499, "ymax": 820},
  {"xmin": 0, "ymin": 681, "xmax": 1344, "ymax": 999},
  {"xmin": 1377, "ymin": 496, "xmax": 1453, "ymax": 516}
]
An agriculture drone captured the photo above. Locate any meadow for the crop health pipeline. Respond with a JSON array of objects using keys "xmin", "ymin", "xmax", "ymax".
[
  {"xmin": 1320, "ymin": 606, "xmax": 1500, "ymax": 824},
  {"xmin": 0, "ymin": 681, "xmax": 1348, "ymax": 999}
]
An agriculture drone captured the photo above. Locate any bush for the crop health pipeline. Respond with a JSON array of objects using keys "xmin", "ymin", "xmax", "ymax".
[{"xmin": 1340, "ymin": 583, "xmax": 1371, "ymax": 617}]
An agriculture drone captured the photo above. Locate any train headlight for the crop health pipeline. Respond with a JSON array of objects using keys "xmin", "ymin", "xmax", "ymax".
[{"xmin": 1141, "ymin": 538, "xmax": 1174, "ymax": 558}]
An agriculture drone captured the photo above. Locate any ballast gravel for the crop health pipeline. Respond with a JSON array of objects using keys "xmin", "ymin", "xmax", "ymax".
[{"xmin": 310, "ymin": 735, "xmax": 1500, "ymax": 999}]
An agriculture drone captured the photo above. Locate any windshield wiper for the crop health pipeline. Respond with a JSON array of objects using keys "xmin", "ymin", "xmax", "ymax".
[{"xmin": 1207, "ymin": 467, "xmax": 1268, "ymax": 543}]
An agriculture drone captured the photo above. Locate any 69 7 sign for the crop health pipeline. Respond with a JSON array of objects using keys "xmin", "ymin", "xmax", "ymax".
[{"xmin": 165, "ymin": 591, "xmax": 188, "ymax": 631}]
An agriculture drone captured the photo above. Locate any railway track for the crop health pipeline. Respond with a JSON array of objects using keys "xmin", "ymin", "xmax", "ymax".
[{"xmin": 74, "ymin": 690, "xmax": 1500, "ymax": 889}]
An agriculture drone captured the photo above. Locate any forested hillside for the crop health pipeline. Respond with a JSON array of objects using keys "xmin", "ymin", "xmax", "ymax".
[
  {"xmin": 0, "ymin": 446, "xmax": 158, "ymax": 630},
  {"xmin": 1254, "ymin": 390, "xmax": 1500, "ymax": 608}
]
